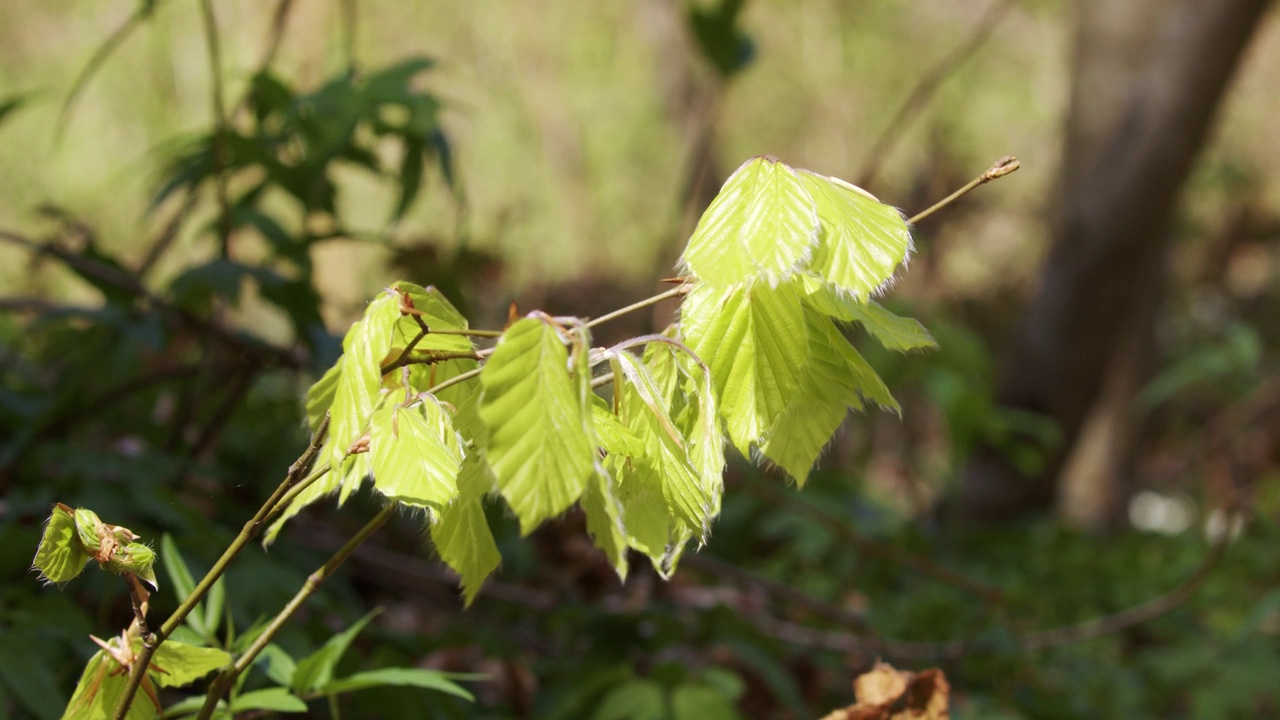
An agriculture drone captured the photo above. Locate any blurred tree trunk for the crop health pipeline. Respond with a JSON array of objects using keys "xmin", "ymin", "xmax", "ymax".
[{"xmin": 959, "ymin": 0, "xmax": 1273, "ymax": 524}]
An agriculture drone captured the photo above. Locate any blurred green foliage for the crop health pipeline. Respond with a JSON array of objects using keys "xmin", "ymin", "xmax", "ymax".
[{"xmin": 3, "ymin": 1, "xmax": 1280, "ymax": 719}]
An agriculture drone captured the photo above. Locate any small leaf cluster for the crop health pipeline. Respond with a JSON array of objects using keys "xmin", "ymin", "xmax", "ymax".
[
  {"xmin": 275, "ymin": 155, "xmax": 936, "ymax": 601},
  {"xmin": 33, "ymin": 504, "xmax": 157, "ymax": 589}
]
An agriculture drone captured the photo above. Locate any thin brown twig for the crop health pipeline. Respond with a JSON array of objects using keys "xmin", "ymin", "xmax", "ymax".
[
  {"xmin": 123, "ymin": 573, "xmax": 154, "ymax": 642},
  {"xmin": 859, "ymin": 0, "xmax": 1015, "ymax": 188},
  {"xmin": 906, "ymin": 155, "xmax": 1020, "ymax": 225}
]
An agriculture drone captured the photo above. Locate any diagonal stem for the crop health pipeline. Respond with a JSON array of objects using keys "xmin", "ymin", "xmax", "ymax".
[
  {"xmin": 907, "ymin": 156, "xmax": 1020, "ymax": 225},
  {"xmin": 195, "ymin": 505, "xmax": 397, "ymax": 719},
  {"xmin": 112, "ymin": 415, "xmax": 331, "ymax": 720}
]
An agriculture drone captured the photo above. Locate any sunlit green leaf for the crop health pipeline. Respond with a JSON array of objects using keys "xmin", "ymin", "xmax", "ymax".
[
  {"xmin": 681, "ymin": 280, "xmax": 807, "ymax": 454},
  {"xmin": 33, "ymin": 504, "xmax": 90, "ymax": 585},
  {"xmin": 759, "ymin": 398, "xmax": 846, "ymax": 485},
  {"xmin": 327, "ymin": 291, "xmax": 401, "ymax": 470},
  {"xmin": 369, "ymin": 399, "xmax": 461, "ymax": 509},
  {"xmin": 581, "ymin": 470, "xmax": 630, "ymax": 581},
  {"xmin": 479, "ymin": 317, "xmax": 594, "ymax": 533},
  {"xmin": 322, "ymin": 667, "xmax": 475, "ymax": 701},
  {"xmin": 760, "ymin": 307, "xmax": 898, "ymax": 482},
  {"xmin": 431, "ymin": 456, "xmax": 501, "ymax": 606},
  {"xmin": 292, "ymin": 609, "xmax": 380, "ymax": 694},
  {"xmin": 389, "ymin": 282, "xmax": 474, "ymax": 355},
  {"xmin": 804, "ymin": 287, "xmax": 936, "ymax": 353},
  {"xmin": 62, "ymin": 650, "xmax": 155, "ymax": 720},
  {"xmin": 592, "ymin": 398, "xmax": 644, "ymax": 459},
  {"xmin": 614, "ymin": 353, "xmax": 714, "ymax": 536},
  {"xmin": 680, "ymin": 156, "xmax": 818, "ymax": 288},
  {"xmin": 304, "ymin": 362, "xmax": 341, "ymax": 433},
  {"xmin": 150, "ymin": 642, "xmax": 231, "ymax": 688},
  {"xmin": 797, "ymin": 170, "xmax": 911, "ymax": 300}
]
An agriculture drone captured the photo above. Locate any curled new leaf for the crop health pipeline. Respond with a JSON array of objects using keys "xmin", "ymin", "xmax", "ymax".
[{"xmin": 33, "ymin": 504, "xmax": 90, "ymax": 585}]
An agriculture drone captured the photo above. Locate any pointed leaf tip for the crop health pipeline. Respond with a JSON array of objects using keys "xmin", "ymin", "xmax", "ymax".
[{"xmin": 680, "ymin": 157, "xmax": 819, "ymax": 288}]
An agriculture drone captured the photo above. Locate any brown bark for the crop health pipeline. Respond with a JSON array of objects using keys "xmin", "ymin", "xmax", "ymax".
[{"xmin": 959, "ymin": 0, "xmax": 1273, "ymax": 520}]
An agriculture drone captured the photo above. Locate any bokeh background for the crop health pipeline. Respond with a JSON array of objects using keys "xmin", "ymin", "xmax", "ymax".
[{"xmin": 2, "ymin": 0, "xmax": 1280, "ymax": 718}]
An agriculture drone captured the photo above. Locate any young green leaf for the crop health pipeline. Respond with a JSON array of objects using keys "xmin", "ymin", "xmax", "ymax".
[
  {"xmin": 843, "ymin": 300, "xmax": 937, "ymax": 352},
  {"xmin": 304, "ymin": 362, "xmax": 341, "ymax": 433},
  {"xmin": 797, "ymin": 170, "xmax": 911, "ymax": 300},
  {"xmin": 105, "ymin": 543, "xmax": 157, "ymax": 590},
  {"xmin": 160, "ymin": 534, "xmax": 196, "ymax": 605},
  {"xmin": 672, "ymin": 683, "xmax": 741, "ymax": 720},
  {"xmin": 327, "ymin": 291, "xmax": 401, "ymax": 470},
  {"xmin": 32, "ymin": 504, "xmax": 91, "ymax": 585},
  {"xmin": 800, "ymin": 278, "xmax": 935, "ymax": 351},
  {"xmin": 679, "ymin": 156, "xmax": 819, "ymax": 288},
  {"xmin": 63, "ymin": 650, "xmax": 156, "ymax": 720},
  {"xmin": 389, "ymin": 282, "xmax": 474, "ymax": 355},
  {"xmin": 681, "ymin": 280, "xmax": 807, "ymax": 455},
  {"xmin": 149, "ymin": 642, "xmax": 232, "ymax": 687},
  {"xmin": 369, "ymin": 399, "xmax": 461, "ymax": 509},
  {"xmin": 614, "ymin": 353, "xmax": 715, "ymax": 536},
  {"xmin": 581, "ymin": 470, "xmax": 630, "ymax": 581},
  {"xmin": 431, "ymin": 456, "xmax": 501, "ymax": 606},
  {"xmin": 479, "ymin": 317, "xmax": 594, "ymax": 533},
  {"xmin": 591, "ymin": 399, "xmax": 644, "ymax": 459},
  {"xmin": 758, "ymin": 398, "xmax": 847, "ymax": 485},
  {"xmin": 291, "ymin": 609, "xmax": 381, "ymax": 694},
  {"xmin": 760, "ymin": 307, "xmax": 898, "ymax": 482}
]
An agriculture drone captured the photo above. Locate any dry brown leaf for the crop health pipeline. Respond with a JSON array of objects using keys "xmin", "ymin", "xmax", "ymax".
[{"xmin": 819, "ymin": 661, "xmax": 950, "ymax": 720}]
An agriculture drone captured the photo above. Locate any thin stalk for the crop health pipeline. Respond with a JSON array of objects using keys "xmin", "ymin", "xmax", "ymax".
[
  {"xmin": 383, "ymin": 349, "xmax": 484, "ymax": 374},
  {"xmin": 195, "ymin": 505, "xmax": 397, "ymax": 720},
  {"xmin": 907, "ymin": 156, "xmax": 1020, "ymax": 225},
  {"xmin": 581, "ymin": 286, "xmax": 689, "ymax": 331},
  {"xmin": 427, "ymin": 367, "xmax": 483, "ymax": 396},
  {"xmin": 430, "ymin": 327, "xmax": 503, "ymax": 338},
  {"xmin": 113, "ymin": 416, "xmax": 331, "ymax": 720},
  {"xmin": 123, "ymin": 573, "xmax": 153, "ymax": 642},
  {"xmin": 198, "ymin": 0, "xmax": 234, "ymax": 259},
  {"xmin": 261, "ymin": 461, "xmax": 334, "ymax": 528}
]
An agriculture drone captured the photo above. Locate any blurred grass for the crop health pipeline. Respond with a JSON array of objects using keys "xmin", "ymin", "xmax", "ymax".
[{"xmin": 0, "ymin": 1, "xmax": 1276, "ymax": 318}]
